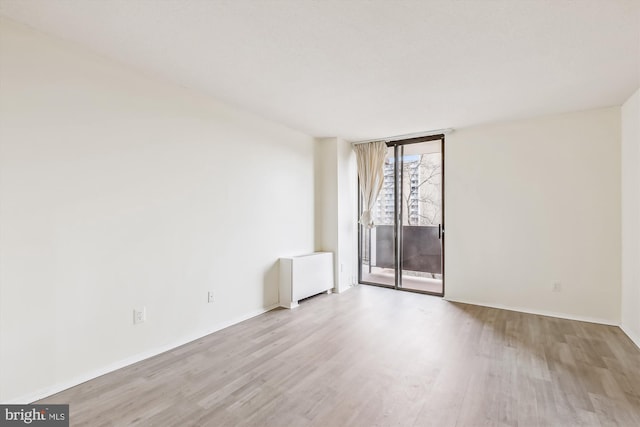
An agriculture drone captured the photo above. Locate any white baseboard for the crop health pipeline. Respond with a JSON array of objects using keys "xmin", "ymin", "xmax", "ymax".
[
  {"xmin": 5, "ymin": 304, "xmax": 279, "ymax": 404},
  {"xmin": 443, "ymin": 297, "xmax": 619, "ymax": 326},
  {"xmin": 620, "ymin": 324, "xmax": 640, "ymax": 350}
]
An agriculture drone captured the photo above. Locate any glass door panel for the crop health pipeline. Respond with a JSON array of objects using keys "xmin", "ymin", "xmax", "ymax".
[
  {"xmin": 360, "ymin": 145, "xmax": 396, "ymax": 287},
  {"xmin": 398, "ymin": 141, "xmax": 443, "ymax": 295}
]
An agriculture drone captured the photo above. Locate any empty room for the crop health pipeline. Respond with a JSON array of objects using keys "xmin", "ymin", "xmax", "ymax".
[{"xmin": 1, "ymin": 1, "xmax": 639, "ymax": 426}]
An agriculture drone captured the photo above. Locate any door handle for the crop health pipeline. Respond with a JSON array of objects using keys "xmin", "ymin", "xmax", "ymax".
[{"xmin": 438, "ymin": 224, "xmax": 443, "ymax": 239}]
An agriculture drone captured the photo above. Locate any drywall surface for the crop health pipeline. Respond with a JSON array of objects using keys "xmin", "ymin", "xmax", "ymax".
[
  {"xmin": 336, "ymin": 138, "xmax": 358, "ymax": 292},
  {"xmin": 621, "ymin": 88, "xmax": 640, "ymax": 347},
  {"xmin": 314, "ymin": 138, "xmax": 339, "ymax": 269},
  {"xmin": 446, "ymin": 108, "xmax": 621, "ymax": 324},
  {"xmin": 0, "ymin": 18, "xmax": 315, "ymax": 402},
  {"xmin": 314, "ymin": 138, "xmax": 357, "ymax": 293}
]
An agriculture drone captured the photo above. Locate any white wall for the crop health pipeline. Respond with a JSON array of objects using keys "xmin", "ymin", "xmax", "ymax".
[
  {"xmin": 314, "ymin": 138, "xmax": 338, "ymax": 266},
  {"xmin": 314, "ymin": 138, "xmax": 357, "ymax": 293},
  {"xmin": 0, "ymin": 18, "xmax": 315, "ymax": 403},
  {"xmin": 446, "ymin": 108, "xmax": 621, "ymax": 324},
  {"xmin": 336, "ymin": 138, "xmax": 358, "ymax": 292},
  {"xmin": 621, "ymin": 88, "xmax": 640, "ymax": 347}
]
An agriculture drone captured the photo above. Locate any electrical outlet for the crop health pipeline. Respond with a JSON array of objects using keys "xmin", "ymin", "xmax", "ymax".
[
  {"xmin": 552, "ymin": 282, "xmax": 562, "ymax": 292},
  {"xmin": 133, "ymin": 307, "xmax": 146, "ymax": 324},
  {"xmin": 207, "ymin": 291, "xmax": 214, "ymax": 303}
]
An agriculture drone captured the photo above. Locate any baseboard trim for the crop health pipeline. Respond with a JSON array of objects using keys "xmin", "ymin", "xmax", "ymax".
[
  {"xmin": 620, "ymin": 324, "xmax": 640, "ymax": 350},
  {"xmin": 443, "ymin": 297, "xmax": 619, "ymax": 326},
  {"xmin": 5, "ymin": 303, "xmax": 279, "ymax": 404}
]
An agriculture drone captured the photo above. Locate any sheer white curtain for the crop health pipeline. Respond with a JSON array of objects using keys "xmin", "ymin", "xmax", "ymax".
[{"xmin": 354, "ymin": 141, "xmax": 388, "ymax": 228}]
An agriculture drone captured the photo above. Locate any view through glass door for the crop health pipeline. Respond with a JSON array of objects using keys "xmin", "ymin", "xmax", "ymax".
[{"xmin": 359, "ymin": 136, "xmax": 444, "ymax": 296}]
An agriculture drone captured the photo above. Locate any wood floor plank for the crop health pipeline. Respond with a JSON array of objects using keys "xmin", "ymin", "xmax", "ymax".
[{"xmin": 37, "ymin": 285, "xmax": 640, "ymax": 426}]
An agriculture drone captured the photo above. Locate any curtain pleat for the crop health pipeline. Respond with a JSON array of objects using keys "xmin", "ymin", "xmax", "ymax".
[{"xmin": 354, "ymin": 141, "xmax": 388, "ymax": 228}]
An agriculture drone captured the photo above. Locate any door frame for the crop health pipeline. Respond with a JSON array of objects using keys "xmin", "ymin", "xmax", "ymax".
[{"xmin": 357, "ymin": 134, "xmax": 445, "ymax": 297}]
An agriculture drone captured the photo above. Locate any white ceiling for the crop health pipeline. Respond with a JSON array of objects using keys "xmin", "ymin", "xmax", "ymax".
[{"xmin": 1, "ymin": 0, "xmax": 638, "ymax": 141}]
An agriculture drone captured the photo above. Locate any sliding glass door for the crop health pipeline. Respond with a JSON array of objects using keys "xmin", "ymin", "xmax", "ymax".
[{"xmin": 358, "ymin": 136, "xmax": 444, "ymax": 296}]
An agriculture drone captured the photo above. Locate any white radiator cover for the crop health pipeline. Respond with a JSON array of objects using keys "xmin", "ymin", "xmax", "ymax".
[{"xmin": 279, "ymin": 252, "xmax": 334, "ymax": 308}]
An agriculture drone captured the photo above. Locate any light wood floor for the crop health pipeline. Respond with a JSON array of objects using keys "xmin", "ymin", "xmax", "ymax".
[{"xmin": 39, "ymin": 285, "xmax": 640, "ymax": 426}]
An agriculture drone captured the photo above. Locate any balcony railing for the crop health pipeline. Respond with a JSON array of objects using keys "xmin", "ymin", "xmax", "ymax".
[{"xmin": 363, "ymin": 225, "xmax": 441, "ymax": 275}]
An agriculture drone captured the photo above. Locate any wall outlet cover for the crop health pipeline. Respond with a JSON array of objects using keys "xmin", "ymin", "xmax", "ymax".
[{"xmin": 133, "ymin": 307, "xmax": 146, "ymax": 324}]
